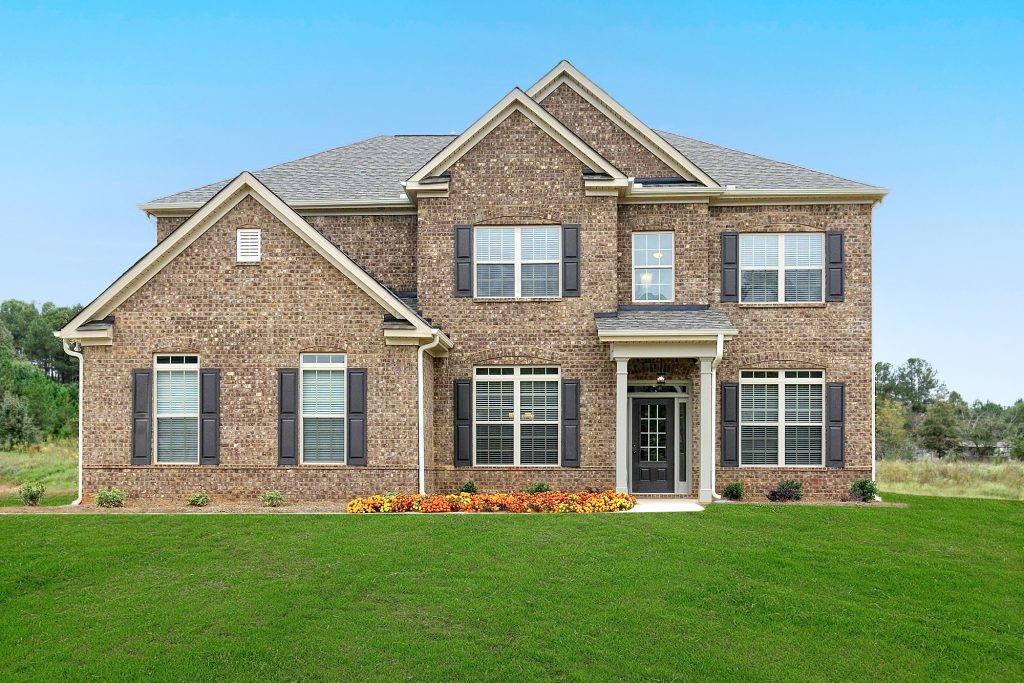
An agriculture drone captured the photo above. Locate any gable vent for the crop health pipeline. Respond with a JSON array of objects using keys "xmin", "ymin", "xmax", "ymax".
[{"xmin": 236, "ymin": 228, "xmax": 261, "ymax": 262}]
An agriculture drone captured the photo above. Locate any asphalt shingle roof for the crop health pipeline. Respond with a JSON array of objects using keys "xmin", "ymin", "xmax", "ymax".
[
  {"xmin": 594, "ymin": 307, "xmax": 737, "ymax": 334},
  {"xmin": 145, "ymin": 130, "xmax": 879, "ymax": 207}
]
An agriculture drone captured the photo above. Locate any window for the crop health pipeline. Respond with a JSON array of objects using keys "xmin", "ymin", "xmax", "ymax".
[
  {"xmin": 300, "ymin": 354, "xmax": 347, "ymax": 464},
  {"xmin": 632, "ymin": 232, "xmax": 674, "ymax": 301},
  {"xmin": 474, "ymin": 366, "xmax": 560, "ymax": 465},
  {"xmin": 739, "ymin": 234, "xmax": 824, "ymax": 303},
  {"xmin": 236, "ymin": 228, "xmax": 261, "ymax": 262},
  {"xmin": 154, "ymin": 355, "xmax": 200, "ymax": 464},
  {"xmin": 739, "ymin": 370, "xmax": 824, "ymax": 466},
  {"xmin": 475, "ymin": 226, "xmax": 561, "ymax": 298}
]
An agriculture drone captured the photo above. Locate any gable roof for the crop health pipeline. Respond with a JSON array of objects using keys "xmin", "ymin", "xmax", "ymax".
[
  {"xmin": 62, "ymin": 173, "xmax": 448, "ymax": 346},
  {"xmin": 404, "ymin": 88, "xmax": 627, "ymax": 197}
]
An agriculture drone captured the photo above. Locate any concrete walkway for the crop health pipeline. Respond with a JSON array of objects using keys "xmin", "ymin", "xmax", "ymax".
[{"xmin": 627, "ymin": 498, "xmax": 704, "ymax": 513}]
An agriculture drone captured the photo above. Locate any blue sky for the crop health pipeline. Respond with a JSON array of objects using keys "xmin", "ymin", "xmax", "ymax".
[{"xmin": 0, "ymin": 1, "xmax": 1021, "ymax": 403}]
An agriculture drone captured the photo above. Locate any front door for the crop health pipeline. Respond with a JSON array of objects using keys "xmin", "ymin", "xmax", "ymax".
[{"xmin": 632, "ymin": 398, "xmax": 675, "ymax": 493}]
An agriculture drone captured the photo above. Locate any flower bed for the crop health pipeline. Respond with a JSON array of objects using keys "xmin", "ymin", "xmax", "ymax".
[{"xmin": 346, "ymin": 490, "xmax": 637, "ymax": 514}]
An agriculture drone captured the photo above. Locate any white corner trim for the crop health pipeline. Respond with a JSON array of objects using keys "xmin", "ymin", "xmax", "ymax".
[
  {"xmin": 526, "ymin": 61, "xmax": 719, "ymax": 188},
  {"xmin": 405, "ymin": 88, "xmax": 626, "ymax": 194},
  {"xmin": 139, "ymin": 196, "xmax": 417, "ymax": 216},
  {"xmin": 59, "ymin": 172, "xmax": 435, "ymax": 340}
]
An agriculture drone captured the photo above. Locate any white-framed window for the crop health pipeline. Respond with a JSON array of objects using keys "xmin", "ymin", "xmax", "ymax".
[
  {"xmin": 154, "ymin": 355, "xmax": 200, "ymax": 464},
  {"xmin": 739, "ymin": 233, "xmax": 824, "ymax": 303},
  {"xmin": 236, "ymin": 228, "xmax": 262, "ymax": 262},
  {"xmin": 300, "ymin": 354, "xmax": 347, "ymax": 464},
  {"xmin": 739, "ymin": 370, "xmax": 824, "ymax": 467},
  {"xmin": 474, "ymin": 226, "xmax": 561, "ymax": 298},
  {"xmin": 474, "ymin": 366, "xmax": 560, "ymax": 466},
  {"xmin": 632, "ymin": 232, "xmax": 674, "ymax": 301}
]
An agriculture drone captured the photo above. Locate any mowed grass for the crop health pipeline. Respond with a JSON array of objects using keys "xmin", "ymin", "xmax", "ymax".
[
  {"xmin": 878, "ymin": 458, "xmax": 1024, "ymax": 500},
  {"xmin": 0, "ymin": 441, "xmax": 76, "ymax": 506},
  {"xmin": 1, "ymin": 495, "xmax": 1021, "ymax": 682}
]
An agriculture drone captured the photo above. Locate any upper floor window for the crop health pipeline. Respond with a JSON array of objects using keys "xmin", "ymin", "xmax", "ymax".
[
  {"xmin": 154, "ymin": 355, "xmax": 200, "ymax": 464},
  {"xmin": 632, "ymin": 232, "xmax": 674, "ymax": 301},
  {"xmin": 300, "ymin": 354, "xmax": 347, "ymax": 464},
  {"xmin": 475, "ymin": 226, "xmax": 561, "ymax": 298},
  {"xmin": 740, "ymin": 234, "xmax": 823, "ymax": 303},
  {"xmin": 236, "ymin": 228, "xmax": 262, "ymax": 262},
  {"xmin": 474, "ymin": 366, "xmax": 560, "ymax": 465},
  {"xmin": 740, "ymin": 370, "xmax": 824, "ymax": 466}
]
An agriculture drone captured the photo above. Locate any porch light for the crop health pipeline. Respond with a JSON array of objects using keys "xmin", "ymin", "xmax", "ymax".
[{"xmin": 656, "ymin": 374, "xmax": 667, "ymax": 385}]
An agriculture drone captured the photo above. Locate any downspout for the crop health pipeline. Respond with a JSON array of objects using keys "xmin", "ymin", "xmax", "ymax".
[
  {"xmin": 709, "ymin": 333, "xmax": 724, "ymax": 501},
  {"xmin": 417, "ymin": 330, "xmax": 444, "ymax": 495},
  {"xmin": 61, "ymin": 340, "xmax": 84, "ymax": 506}
]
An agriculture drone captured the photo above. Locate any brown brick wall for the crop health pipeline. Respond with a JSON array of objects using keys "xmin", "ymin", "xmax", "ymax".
[
  {"xmin": 84, "ymin": 194, "xmax": 420, "ymax": 501},
  {"xmin": 305, "ymin": 214, "xmax": 418, "ymax": 292},
  {"xmin": 156, "ymin": 216, "xmax": 188, "ymax": 242}
]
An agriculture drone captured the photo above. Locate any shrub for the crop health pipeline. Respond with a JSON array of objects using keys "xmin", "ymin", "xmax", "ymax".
[
  {"xmin": 0, "ymin": 392, "xmax": 40, "ymax": 450},
  {"xmin": 187, "ymin": 491, "xmax": 210, "ymax": 507},
  {"xmin": 721, "ymin": 482, "xmax": 744, "ymax": 501},
  {"xmin": 459, "ymin": 480, "xmax": 478, "ymax": 494},
  {"xmin": 766, "ymin": 479, "xmax": 803, "ymax": 502},
  {"xmin": 849, "ymin": 479, "xmax": 879, "ymax": 502},
  {"xmin": 347, "ymin": 490, "xmax": 637, "ymax": 514},
  {"xmin": 96, "ymin": 487, "xmax": 126, "ymax": 508},
  {"xmin": 258, "ymin": 490, "xmax": 284, "ymax": 507},
  {"xmin": 526, "ymin": 481, "xmax": 551, "ymax": 494},
  {"xmin": 18, "ymin": 481, "xmax": 45, "ymax": 506}
]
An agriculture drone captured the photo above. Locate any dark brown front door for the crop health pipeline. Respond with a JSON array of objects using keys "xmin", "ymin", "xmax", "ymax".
[{"xmin": 632, "ymin": 398, "xmax": 674, "ymax": 493}]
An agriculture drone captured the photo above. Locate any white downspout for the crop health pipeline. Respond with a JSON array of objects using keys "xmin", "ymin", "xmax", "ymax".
[
  {"xmin": 417, "ymin": 330, "xmax": 444, "ymax": 495},
  {"xmin": 709, "ymin": 334, "xmax": 724, "ymax": 501},
  {"xmin": 61, "ymin": 340, "xmax": 84, "ymax": 506}
]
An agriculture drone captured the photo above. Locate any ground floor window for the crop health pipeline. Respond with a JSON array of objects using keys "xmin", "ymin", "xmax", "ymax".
[
  {"xmin": 155, "ymin": 355, "xmax": 200, "ymax": 464},
  {"xmin": 474, "ymin": 366, "xmax": 559, "ymax": 465},
  {"xmin": 740, "ymin": 370, "xmax": 824, "ymax": 466},
  {"xmin": 300, "ymin": 354, "xmax": 347, "ymax": 464}
]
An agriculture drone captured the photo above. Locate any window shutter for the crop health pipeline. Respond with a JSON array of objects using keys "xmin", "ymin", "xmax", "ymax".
[
  {"xmin": 278, "ymin": 369, "xmax": 298, "ymax": 466},
  {"xmin": 560, "ymin": 379, "xmax": 581, "ymax": 467},
  {"xmin": 199, "ymin": 369, "xmax": 220, "ymax": 465},
  {"xmin": 826, "ymin": 231, "xmax": 845, "ymax": 302},
  {"xmin": 562, "ymin": 223, "xmax": 581, "ymax": 297},
  {"xmin": 131, "ymin": 369, "xmax": 152, "ymax": 465},
  {"xmin": 347, "ymin": 369, "xmax": 367, "ymax": 466},
  {"xmin": 721, "ymin": 382, "xmax": 739, "ymax": 467},
  {"xmin": 454, "ymin": 224, "xmax": 473, "ymax": 297},
  {"xmin": 826, "ymin": 382, "xmax": 845, "ymax": 468},
  {"xmin": 454, "ymin": 379, "xmax": 472, "ymax": 467},
  {"xmin": 721, "ymin": 232, "xmax": 739, "ymax": 302}
]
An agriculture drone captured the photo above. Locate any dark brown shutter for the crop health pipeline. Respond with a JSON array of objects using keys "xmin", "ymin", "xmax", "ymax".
[
  {"xmin": 562, "ymin": 223, "xmax": 581, "ymax": 297},
  {"xmin": 561, "ymin": 379, "xmax": 581, "ymax": 467},
  {"xmin": 199, "ymin": 369, "xmax": 220, "ymax": 465},
  {"xmin": 454, "ymin": 224, "xmax": 473, "ymax": 297},
  {"xmin": 454, "ymin": 379, "xmax": 472, "ymax": 467},
  {"xmin": 347, "ymin": 369, "xmax": 367, "ymax": 466},
  {"xmin": 278, "ymin": 369, "xmax": 298, "ymax": 466},
  {"xmin": 130, "ymin": 369, "xmax": 152, "ymax": 465},
  {"xmin": 721, "ymin": 232, "xmax": 739, "ymax": 302},
  {"xmin": 826, "ymin": 231, "xmax": 845, "ymax": 302},
  {"xmin": 721, "ymin": 382, "xmax": 739, "ymax": 467},
  {"xmin": 826, "ymin": 382, "xmax": 845, "ymax": 468}
]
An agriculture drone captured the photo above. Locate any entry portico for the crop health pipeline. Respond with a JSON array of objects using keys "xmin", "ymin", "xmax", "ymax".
[{"xmin": 595, "ymin": 306, "xmax": 739, "ymax": 503}]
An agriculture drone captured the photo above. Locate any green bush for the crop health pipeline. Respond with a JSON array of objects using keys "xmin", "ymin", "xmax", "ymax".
[
  {"xmin": 722, "ymin": 482, "xmax": 745, "ymax": 501},
  {"xmin": 0, "ymin": 392, "xmax": 40, "ymax": 450},
  {"xmin": 459, "ymin": 480, "xmax": 478, "ymax": 494},
  {"xmin": 187, "ymin": 492, "xmax": 210, "ymax": 507},
  {"xmin": 766, "ymin": 479, "xmax": 803, "ymax": 502},
  {"xmin": 96, "ymin": 487, "xmax": 126, "ymax": 508},
  {"xmin": 526, "ymin": 481, "xmax": 550, "ymax": 494},
  {"xmin": 18, "ymin": 481, "xmax": 46, "ymax": 506},
  {"xmin": 849, "ymin": 479, "xmax": 879, "ymax": 502},
  {"xmin": 259, "ymin": 490, "xmax": 284, "ymax": 507}
]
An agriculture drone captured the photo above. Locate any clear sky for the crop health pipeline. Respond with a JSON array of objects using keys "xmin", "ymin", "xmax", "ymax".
[{"xmin": 0, "ymin": 1, "xmax": 1021, "ymax": 403}]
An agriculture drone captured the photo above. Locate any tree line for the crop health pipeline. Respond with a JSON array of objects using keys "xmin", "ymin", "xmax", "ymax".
[
  {"xmin": 0, "ymin": 300, "xmax": 82, "ymax": 449},
  {"xmin": 875, "ymin": 358, "xmax": 1024, "ymax": 460}
]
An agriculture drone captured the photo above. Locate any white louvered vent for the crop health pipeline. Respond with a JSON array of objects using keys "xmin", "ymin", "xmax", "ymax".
[{"xmin": 236, "ymin": 228, "xmax": 261, "ymax": 262}]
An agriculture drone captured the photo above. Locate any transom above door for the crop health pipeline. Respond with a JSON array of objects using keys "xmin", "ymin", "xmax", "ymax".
[{"xmin": 631, "ymin": 398, "xmax": 675, "ymax": 493}]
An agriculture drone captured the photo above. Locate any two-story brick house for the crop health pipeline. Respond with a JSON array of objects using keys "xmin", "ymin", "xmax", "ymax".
[{"xmin": 58, "ymin": 62, "xmax": 886, "ymax": 502}]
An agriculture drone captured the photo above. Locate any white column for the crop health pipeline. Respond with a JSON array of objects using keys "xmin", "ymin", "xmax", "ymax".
[
  {"xmin": 698, "ymin": 357, "xmax": 715, "ymax": 503},
  {"xmin": 615, "ymin": 358, "xmax": 629, "ymax": 493}
]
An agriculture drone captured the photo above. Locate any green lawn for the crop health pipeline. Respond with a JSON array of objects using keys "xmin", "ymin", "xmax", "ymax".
[
  {"xmin": 0, "ymin": 441, "xmax": 77, "ymax": 506},
  {"xmin": 1, "ymin": 495, "xmax": 1021, "ymax": 682}
]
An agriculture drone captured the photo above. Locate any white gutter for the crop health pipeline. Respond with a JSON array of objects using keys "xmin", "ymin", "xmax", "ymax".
[
  {"xmin": 416, "ymin": 330, "xmax": 444, "ymax": 495},
  {"xmin": 710, "ymin": 334, "xmax": 724, "ymax": 501},
  {"xmin": 61, "ymin": 340, "xmax": 84, "ymax": 506}
]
